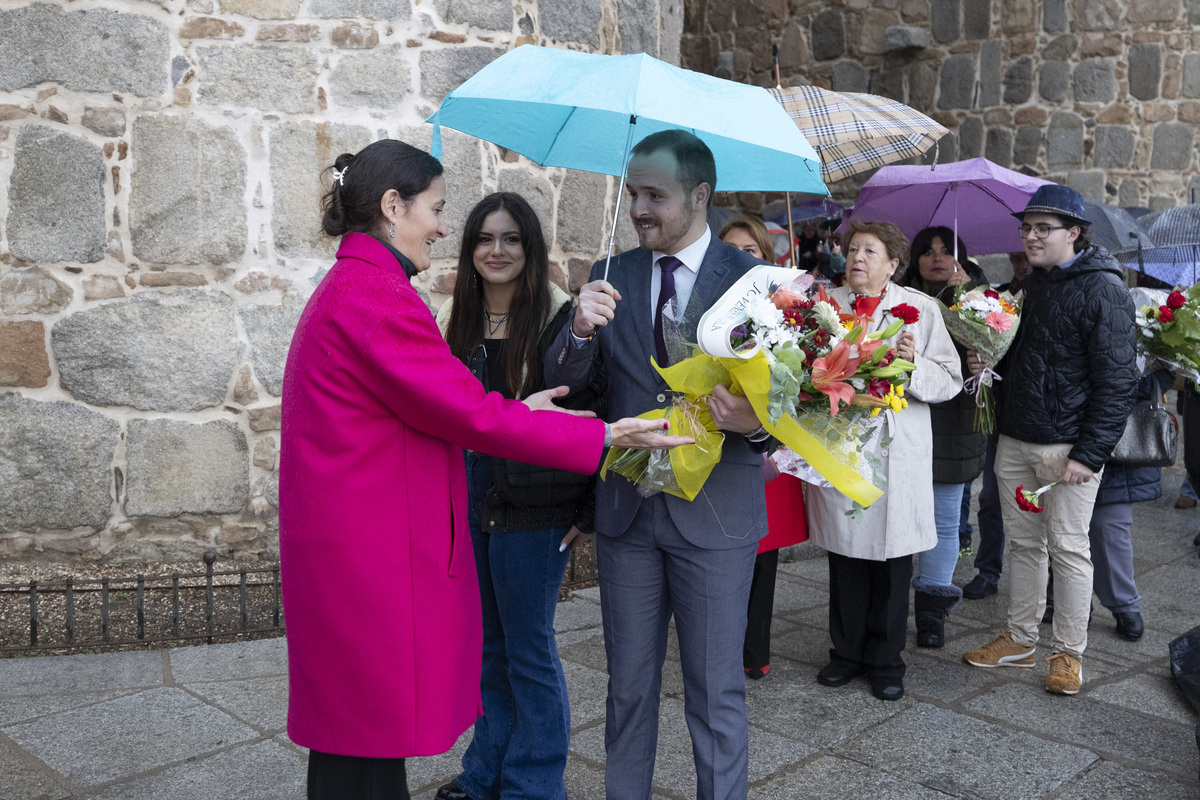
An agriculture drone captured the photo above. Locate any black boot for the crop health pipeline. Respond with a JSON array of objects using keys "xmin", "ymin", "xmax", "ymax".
[{"xmin": 914, "ymin": 583, "xmax": 963, "ymax": 648}]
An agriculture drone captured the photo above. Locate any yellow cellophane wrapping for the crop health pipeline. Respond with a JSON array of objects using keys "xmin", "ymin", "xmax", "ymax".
[{"xmin": 602, "ymin": 352, "xmax": 885, "ymax": 508}]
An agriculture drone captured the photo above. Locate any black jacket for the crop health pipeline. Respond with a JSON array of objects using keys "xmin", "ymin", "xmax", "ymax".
[
  {"xmin": 464, "ymin": 301, "xmax": 607, "ymax": 534},
  {"xmin": 995, "ymin": 245, "xmax": 1137, "ymax": 472},
  {"xmin": 898, "ymin": 274, "xmax": 988, "ymax": 484}
]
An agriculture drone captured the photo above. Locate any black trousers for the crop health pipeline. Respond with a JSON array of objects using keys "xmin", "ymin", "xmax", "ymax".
[
  {"xmin": 1185, "ymin": 386, "xmax": 1200, "ymax": 490},
  {"xmin": 743, "ymin": 549, "xmax": 779, "ymax": 670},
  {"xmin": 307, "ymin": 749, "xmax": 410, "ymax": 800},
  {"xmin": 826, "ymin": 551, "xmax": 913, "ymax": 681}
]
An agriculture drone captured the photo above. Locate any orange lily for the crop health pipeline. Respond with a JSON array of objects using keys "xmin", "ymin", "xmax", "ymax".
[{"xmin": 811, "ymin": 333, "xmax": 864, "ymax": 415}]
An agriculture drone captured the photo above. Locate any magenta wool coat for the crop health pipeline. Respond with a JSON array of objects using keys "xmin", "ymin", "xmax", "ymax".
[{"xmin": 279, "ymin": 233, "xmax": 605, "ymax": 758}]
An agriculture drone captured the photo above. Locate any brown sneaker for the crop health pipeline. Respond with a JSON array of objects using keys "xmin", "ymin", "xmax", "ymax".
[
  {"xmin": 962, "ymin": 632, "xmax": 1036, "ymax": 668},
  {"xmin": 1045, "ymin": 652, "xmax": 1082, "ymax": 695},
  {"xmin": 1177, "ymin": 495, "xmax": 1197, "ymax": 509}
]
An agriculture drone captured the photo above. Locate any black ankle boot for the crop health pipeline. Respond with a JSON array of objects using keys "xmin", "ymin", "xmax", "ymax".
[{"xmin": 914, "ymin": 586, "xmax": 962, "ymax": 648}]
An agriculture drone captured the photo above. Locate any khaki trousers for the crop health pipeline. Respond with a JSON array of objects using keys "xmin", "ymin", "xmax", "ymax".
[{"xmin": 994, "ymin": 435, "xmax": 1102, "ymax": 658}]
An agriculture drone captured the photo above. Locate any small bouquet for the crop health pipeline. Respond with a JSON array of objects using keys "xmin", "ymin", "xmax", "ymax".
[
  {"xmin": 937, "ymin": 286, "xmax": 1022, "ymax": 434},
  {"xmin": 1015, "ymin": 482, "xmax": 1057, "ymax": 513},
  {"xmin": 1135, "ymin": 285, "xmax": 1200, "ymax": 386},
  {"xmin": 603, "ymin": 268, "xmax": 918, "ymax": 512}
]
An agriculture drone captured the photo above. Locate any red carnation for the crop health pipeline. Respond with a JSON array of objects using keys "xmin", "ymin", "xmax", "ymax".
[
  {"xmin": 866, "ymin": 378, "xmax": 892, "ymax": 398},
  {"xmin": 1167, "ymin": 290, "xmax": 1187, "ymax": 310},
  {"xmin": 1159, "ymin": 305, "xmax": 1174, "ymax": 323},
  {"xmin": 984, "ymin": 289, "xmax": 1000, "ymax": 299},
  {"xmin": 891, "ymin": 303, "xmax": 920, "ymax": 325},
  {"xmin": 1015, "ymin": 485, "xmax": 1044, "ymax": 514}
]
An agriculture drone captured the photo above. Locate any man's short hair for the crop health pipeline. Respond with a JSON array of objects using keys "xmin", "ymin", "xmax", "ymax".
[{"xmin": 630, "ymin": 130, "xmax": 717, "ymax": 208}]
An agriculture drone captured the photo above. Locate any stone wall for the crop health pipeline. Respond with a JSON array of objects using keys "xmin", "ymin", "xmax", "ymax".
[
  {"xmin": 0, "ymin": 0, "xmax": 682, "ymax": 563},
  {"xmin": 682, "ymin": 0, "xmax": 1200, "ymax": 214}
]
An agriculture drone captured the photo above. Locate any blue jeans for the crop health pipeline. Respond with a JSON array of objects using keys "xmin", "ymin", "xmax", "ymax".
[
  {"xmin": 959, "ymin": 483, "xmax": 973, "ymax": 537},
  {"xmin": 1182, "ymin": 476, "xmax": 1199, "ymax": 501},
  {"xmin": 457, "ymin": 456, "xmax": 573, "ymax": 800},
  {"xmin": 915, "ymin": 482, "xmax": 969, "ymax": 587},
  {"xmin": 972, "ymin": 434, "xmax": 1005, "ymax": 584}
]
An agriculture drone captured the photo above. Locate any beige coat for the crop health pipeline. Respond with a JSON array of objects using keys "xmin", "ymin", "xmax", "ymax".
[{"xmin": 808, "ymin": 282, "xmax": 963, "ymax": 561}]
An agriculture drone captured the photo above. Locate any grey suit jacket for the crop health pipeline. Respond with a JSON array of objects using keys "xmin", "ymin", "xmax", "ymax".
[{"xmin": 545, "ymin": 240, "xmax": 769, "ymax": 550}]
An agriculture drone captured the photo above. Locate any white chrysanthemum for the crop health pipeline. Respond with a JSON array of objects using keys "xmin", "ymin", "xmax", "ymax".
[
  {"xmin": 813, "ymin": 301, "xmax": 845, "ymax": 335},
  {"xmin": 746, "ymin": 298, "xmax": 784, "ymax": 330}
]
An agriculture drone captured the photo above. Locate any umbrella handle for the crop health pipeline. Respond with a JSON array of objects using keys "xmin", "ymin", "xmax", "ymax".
[{"xmin": 602, "ymin": 116, "xmax": 638, "ymax": 283}]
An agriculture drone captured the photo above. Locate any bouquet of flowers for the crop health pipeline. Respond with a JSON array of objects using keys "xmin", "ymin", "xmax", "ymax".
[
  {"xmin": 602, "ymin": 268, "xmax": 917, "ymax": 512},
  {"xmin": 937, "ymin": 286, "xmax": 1022, "ymax": 434},
  {"xmin": 1135, "ymin": 285, "xmax": 1200, "ymax": 386}
]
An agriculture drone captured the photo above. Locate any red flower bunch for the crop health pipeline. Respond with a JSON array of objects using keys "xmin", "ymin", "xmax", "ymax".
[
  {"xmin": 984, "ymin": 289, "xmax": 1000, "ymax": 300},
  {"xmin": 1159, "ymin": 306, "xmax": 1175, "ymax": 323},
  {"xmin": 1167, "ymin": 290, "xmax": 1187, "ymax": 310},
  {"xmin": 891, "ymin": 303, "xmax": 920, "ymax": 325},
  {"xmin": 1015, "ymin": 482, "xmax": 1057, "ymax": 513}
]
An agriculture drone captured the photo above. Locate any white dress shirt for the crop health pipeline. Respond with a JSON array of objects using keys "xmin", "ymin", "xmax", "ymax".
[{"xmin": 649, "ymin": 226, "xmax": 712, "ymax": 322}]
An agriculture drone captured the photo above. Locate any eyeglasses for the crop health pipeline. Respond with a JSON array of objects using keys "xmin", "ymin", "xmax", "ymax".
[{"xmin": 1018, "ymin": 224, "xmax": 1069, "ymax": 239}]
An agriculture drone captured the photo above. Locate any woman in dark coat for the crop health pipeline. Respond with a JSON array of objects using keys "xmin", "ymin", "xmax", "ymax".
[
  {"xmin": 899, "ymin": 226, "xmax": 988, "ymax": 647},
  {"xmin": 1086, "ymin": 370, "xmax": 1174, "ymax": 641}
]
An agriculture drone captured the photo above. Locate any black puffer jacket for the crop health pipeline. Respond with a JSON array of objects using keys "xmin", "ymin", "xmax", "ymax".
[
  {"xmin": 995, "ymin": 245, "xmax": 1137, "ymax": 472},
  {"xmin": 463, "ymin": 301, "xmax": 607, "ymax": 533}
]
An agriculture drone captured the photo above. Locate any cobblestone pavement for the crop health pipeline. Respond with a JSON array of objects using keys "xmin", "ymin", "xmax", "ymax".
[{"xmin": 2, "ymin": 470, "xmax": 1198, "ymax": 799}]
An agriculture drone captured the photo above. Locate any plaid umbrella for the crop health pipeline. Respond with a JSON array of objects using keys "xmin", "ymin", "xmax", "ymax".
[{"xmin": 769, "ymin": 85, "xmax": 949, "ymax": 183}]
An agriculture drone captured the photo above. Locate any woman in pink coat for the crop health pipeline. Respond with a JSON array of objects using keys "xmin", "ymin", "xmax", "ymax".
[{"xmin": 280, "ymin": 140, "xmax": 687, "ymax": 799}]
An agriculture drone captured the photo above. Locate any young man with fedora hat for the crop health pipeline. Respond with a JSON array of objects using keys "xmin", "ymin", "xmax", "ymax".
[{"xmin": 961, "ymin": 184, "xmax": 1137, "ymax": 694}]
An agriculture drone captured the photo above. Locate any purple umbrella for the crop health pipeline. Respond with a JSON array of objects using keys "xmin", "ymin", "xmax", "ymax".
[{"xmin": 840, "ymin": 158, "xmax": 1051, "ymax": 256}]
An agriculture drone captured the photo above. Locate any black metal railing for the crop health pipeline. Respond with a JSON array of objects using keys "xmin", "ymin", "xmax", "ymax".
[
  {"xmin": 1, "ymin": 553, "xmax": 283, "ymax": 656},
  {"xmin": 2, "ymin": 544, "xmax": 598, "ymax": 656}
]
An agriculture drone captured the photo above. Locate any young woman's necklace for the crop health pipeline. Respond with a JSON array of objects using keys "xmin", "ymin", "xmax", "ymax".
[{"xmin": 483, "ymin": 307, "xmax": 509, "ymax": 337}]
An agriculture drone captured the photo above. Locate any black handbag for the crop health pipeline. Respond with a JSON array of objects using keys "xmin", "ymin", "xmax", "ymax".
[{"xmin": 1110, "ymin": 397, "xmax": 1179, "ymax": 468}]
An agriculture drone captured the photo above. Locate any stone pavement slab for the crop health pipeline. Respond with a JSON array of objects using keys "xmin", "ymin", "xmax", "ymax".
[
  {"xmin": 0, "ymin": 690, "xmax": 139, "ymax": 727},
  {"xmin": 184, "ymin": 674, "xmax": 289, "ymax": 731},
  {"xmin": 962, "ymin": 683, "xmax": 1199, "ymax": 778},
  {"xmin": 0, "ymin": 732, "xmax": 72, "ymax": 800},
  {"xmin": 1088, "ymin": 668, "xmax": 1197, "ymax": 726},
  {"xmin": 168, "ymin": 637, "xmax": 287, "ymax": 683},
  {"xmin": 0, "ymin": 650, "xmax": 162, "ymax": 697},
  {"xmin": 751, "ymin": 753, "xmax": 956, "ymax": 799},
  {"xmin": 1, "ymin": 687, "xmax": 258, "ymax": 787},
  {"xmin": 1051, "ymin": 759, "xmax": 1198, "ymax": 800},
  {"xmin": 834, "ymin": 703, "xmax": 1098, "ymax": 800},
  {"xmin": 87, "ymin": 739, "xmax": 304, "ymax": 800}
]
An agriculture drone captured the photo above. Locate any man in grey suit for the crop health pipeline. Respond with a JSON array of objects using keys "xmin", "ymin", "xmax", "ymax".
[{"xmin": 545, "ymin": 130, "xmax": 769, "ymax": 800}]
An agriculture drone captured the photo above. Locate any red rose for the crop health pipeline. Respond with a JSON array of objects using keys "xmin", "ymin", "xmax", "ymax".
[
  {"xmin": 891, "ymin": 303, "xmax": 920, "ymax": 325},
  {"xmin": 1159, "ymin": 305, "xmax": 1174, "ymax": 323},
  {"xmin": 984, "ymin": 289, "xmax": 1000, "ymax": 299},
  {"xmin": 1167, "ymin": 290, "xmax": 1187, "ymax": 310}
]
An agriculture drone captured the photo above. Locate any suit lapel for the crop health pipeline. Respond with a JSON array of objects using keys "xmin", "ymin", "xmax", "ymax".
[
  {"xmin": 621, "ymin": 249, "xmax": 656, "ymax": 367},
  {"xmin": 679, "ymin": 242, "xmax": 732, "ymax": 347}
]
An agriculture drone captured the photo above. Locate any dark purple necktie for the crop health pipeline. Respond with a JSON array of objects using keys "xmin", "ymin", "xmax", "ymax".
[{"xmin": 654, "ymin": 256, "xmax": 682, "ymax": 366}]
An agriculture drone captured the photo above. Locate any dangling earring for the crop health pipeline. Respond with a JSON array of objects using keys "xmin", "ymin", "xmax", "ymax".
[
  {"xmin": 388, "ymin": 223, "xmax": 395, "ymax": 239},
  {"xmin": 472, "ymin": 270, "xmax": 479, "ymax": 290}
]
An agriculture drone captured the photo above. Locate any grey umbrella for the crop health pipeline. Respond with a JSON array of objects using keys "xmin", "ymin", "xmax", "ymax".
[
  {"xmin": 1116, "ymin": 204, "xmax": 1200, "ymax": 286},
  {"xmin": 1082, "ymin": 200, "xmax": 1154, "ymax": 253}
]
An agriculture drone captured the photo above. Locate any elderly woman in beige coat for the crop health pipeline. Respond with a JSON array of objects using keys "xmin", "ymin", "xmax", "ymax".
[{"xmin": 809, "ymin": 220, "xmax": 962, "ymax": 702}]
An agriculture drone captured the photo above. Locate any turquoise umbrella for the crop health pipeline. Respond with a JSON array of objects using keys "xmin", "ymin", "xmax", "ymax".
[
  {"xmin": 428, "ymin": 46, "xmax": 828, "ymax": 276},
  {"xmin": 428, "ymin": 46, "xmax": 826, "ymax": 194}
]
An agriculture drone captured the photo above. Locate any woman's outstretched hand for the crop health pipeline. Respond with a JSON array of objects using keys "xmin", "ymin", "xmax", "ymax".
[
  {"xmin": 609, "ymin": 417, "xmax": 694, "ymax": 450},
  {"xmin": 525, "ymin": 387, "xmax": 695, "ymax": 450}
]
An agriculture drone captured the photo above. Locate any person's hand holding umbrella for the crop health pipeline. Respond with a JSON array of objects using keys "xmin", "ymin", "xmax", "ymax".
[{"xmin": 571, "ymin": 280, "xmax": 622, "ymax": 338}]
